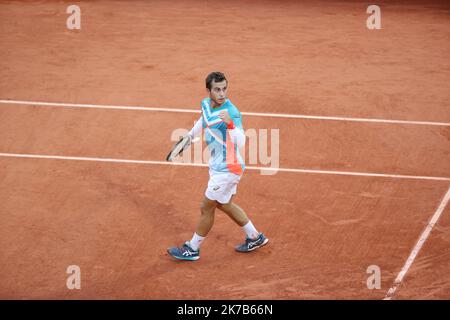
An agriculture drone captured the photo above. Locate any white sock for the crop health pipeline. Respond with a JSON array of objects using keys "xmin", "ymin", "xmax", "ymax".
[
  {"xmin": 189, "ymin": 233, "xmax": 205, "ymax": 251},
  {"xmin": 242, "ymin": 221, "xmax": 259, "ymax": 240}
]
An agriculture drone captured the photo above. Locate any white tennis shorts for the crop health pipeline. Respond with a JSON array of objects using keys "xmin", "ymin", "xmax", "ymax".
[{"xmin": 205, "ymin": 170, "xmax": 242, "ymax": 204}]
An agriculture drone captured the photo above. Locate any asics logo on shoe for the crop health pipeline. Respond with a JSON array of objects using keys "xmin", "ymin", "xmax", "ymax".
[
  {"xmin": 248, "ymin": 239, "xmax": 260, "ymax": 248},
  {"xmin": 182, "ymin": 248, "xmax": 196, "ymax": 256}
]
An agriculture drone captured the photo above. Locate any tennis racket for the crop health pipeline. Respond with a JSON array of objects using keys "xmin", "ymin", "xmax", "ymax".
[{"xmin": 166, "ymin": 135, "xmax": 192, "ymax": 161}]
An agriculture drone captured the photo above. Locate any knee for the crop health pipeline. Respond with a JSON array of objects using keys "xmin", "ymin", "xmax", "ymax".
[{"xmin": 200, "ymin": 200, "xmax": 216, "ymax": 214}]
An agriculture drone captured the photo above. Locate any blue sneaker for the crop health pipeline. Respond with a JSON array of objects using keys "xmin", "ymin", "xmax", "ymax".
[
  {"xmin": 167, "ymin": 241, "xmax": 200, "ymax": 261},
  {"xmin": 235, "ymin": 233, "xmax": 269, "ymax": 252}
]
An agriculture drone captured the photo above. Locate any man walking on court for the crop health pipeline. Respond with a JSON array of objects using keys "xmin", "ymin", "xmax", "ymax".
[{"xmin": 167, "ymin": 72, "xmax": 269, "ymax": 261}]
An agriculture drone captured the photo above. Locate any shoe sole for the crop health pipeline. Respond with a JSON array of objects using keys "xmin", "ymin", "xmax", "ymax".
[{"xmin": 235, "ymin": 238, "xmax": 269, "ymax": 253}]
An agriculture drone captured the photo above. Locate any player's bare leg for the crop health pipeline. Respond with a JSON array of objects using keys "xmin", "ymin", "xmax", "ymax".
[
  {"xmin": 217, "ymin": 196, "xmax": 249, "ymax": 227},
  {"xmin": 195, "ymin": 196, "xmax": 218, "ymax": 236}
]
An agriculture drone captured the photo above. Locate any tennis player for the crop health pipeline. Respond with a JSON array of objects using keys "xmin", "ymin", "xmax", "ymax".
[{"xmin": 167, "ymin": 72, "xmax": 269, "ymax": 261}]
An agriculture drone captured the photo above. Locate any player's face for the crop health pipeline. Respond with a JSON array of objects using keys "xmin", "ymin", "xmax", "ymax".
[{"xmin": 208, "ymin": 80, "xmax": 227, "ymax": 107}]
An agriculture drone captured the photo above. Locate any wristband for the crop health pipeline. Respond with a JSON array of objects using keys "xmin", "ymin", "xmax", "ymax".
[{"xmin": 227, "ymin": 120, "xmax": 235, "ymax": 130}]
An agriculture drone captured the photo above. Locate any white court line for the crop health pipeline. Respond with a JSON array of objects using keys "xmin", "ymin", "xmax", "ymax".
[
  {"xmin": 0, "ymin": 99, "xmax": 199, "ymax": 114},
  {"xmin": 1, "ymin": 99, "xmax": 450, "ymax": 127},
  {"xmin": 384, "ymin": 187, "xmax": 450, "ymax": 300},
  {"xmin": 0, "ymin": 152, "xmax": 449, "ymax": 182}
]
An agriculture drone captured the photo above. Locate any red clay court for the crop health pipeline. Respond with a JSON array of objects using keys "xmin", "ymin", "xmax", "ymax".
[{"xmin": 0, "ymin": 0, "xmax": 449, "ymax": 299}]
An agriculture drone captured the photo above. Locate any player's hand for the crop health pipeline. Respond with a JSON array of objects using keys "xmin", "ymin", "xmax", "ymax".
[{"xmin": 219, "ymin": 110, "xmax": 231, "ymax": 124}]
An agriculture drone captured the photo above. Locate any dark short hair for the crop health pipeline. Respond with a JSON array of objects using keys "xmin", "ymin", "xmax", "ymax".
[{"xmin": 205, "ymin": 72, "xmax": 227, "ymax": 90}]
